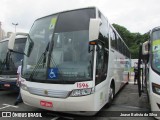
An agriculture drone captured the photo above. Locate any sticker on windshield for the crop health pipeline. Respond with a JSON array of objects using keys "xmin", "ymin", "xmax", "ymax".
[
  {"xmin": 152, "ymin": 39, "xmax": 160, "ymax": 52},
  {"xmin": 48, "ymin": 68, "xmax": 58, "ymax": 79},
  {"xmin": 49, "ymin": 18, "xmax": 57, "ymax": 30}
]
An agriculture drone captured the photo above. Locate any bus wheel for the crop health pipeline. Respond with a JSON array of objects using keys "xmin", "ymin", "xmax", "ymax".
[{"xmin": 106, "ymin": 84, "xmax": 114, "ymax": 108}]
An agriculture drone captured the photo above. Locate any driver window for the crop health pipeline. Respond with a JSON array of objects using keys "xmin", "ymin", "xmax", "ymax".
[{"xmin": 97, "ymin": 45, "xmax": 104, "ymax": 70}]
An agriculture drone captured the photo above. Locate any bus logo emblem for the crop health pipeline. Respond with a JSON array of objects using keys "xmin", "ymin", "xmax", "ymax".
[{"xmin": 44, "ymin": 90, "xmax": 48, "ymax": 95}]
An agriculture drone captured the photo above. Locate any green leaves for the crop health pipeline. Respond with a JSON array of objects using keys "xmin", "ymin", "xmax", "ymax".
[{"xmin": 112, "ymin": 23, "xmax": 149, "ymax": 58}]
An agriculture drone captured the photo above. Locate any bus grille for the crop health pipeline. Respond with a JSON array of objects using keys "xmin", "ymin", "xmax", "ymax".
[{"xmin": 28, "ymin": 87, "xmax": 70, "ymax": 98}]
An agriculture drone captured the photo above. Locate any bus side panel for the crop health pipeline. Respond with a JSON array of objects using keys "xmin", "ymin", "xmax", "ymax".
[
  {"xmin": 94, "ymin": 78, "xmax": 110, "ymax": 110},
  {"xmin": 108, "ymin": 48, "xmax": 126, "ymax": 94}
]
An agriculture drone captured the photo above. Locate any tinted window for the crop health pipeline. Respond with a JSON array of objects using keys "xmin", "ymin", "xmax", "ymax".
[
  {"xmin": 152, "ymin": 30, "xmax": 160, "ymax": 40},
  {"xmin": 95, "ymin": 43, "xmax": 108, "ymax": 85},
  {"xmin": 14, "ymin": 38, "xmax": 26, "ymax": 53},
  {"xmin": 110, "ymin": 28, "xmax": 116, "ymax": 49},
  {"xmin": 0, "ymin": 41, "xmax": 8, "ymax": 66},
  {"xmin": 96, "ymin": 12, "xmax": 109, "ymax": 85},
  {"xmin": 99, "ymin": 14, "xmax": 109, "ymax": 49},
  {"xmin": 122, "ymin": 42, "xmax": 125, "ymax": 55},
  {"xmin": 55, "ymin": 9, "xmax": 95, "ymax": 33}
]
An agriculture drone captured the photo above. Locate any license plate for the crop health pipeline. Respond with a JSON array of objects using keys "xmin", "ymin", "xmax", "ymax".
[
  {"xmin": 4, "ymin": 84, "xmax": 10, "ymax": 87},
  {"xmin": 40, "ymin": 100, "xmax": 53, "ymax": 107}
]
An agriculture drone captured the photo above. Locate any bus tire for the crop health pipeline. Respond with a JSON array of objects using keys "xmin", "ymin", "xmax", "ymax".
[{"xmin": 106, "ymin": 82, "xmax": 115, "ymax": 108}]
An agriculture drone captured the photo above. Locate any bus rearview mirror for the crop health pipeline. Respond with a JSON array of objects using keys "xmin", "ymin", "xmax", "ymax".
[
  {"xmin": 8, "ymin": 33, "xmax": 16, "ymax": 50},
  {"xmin": 142, "ymin": 41, "xmax": 149, "ymax": 55},
  {"xmin": 89, "ymin": 18, "xmax": 101, "ymax": 42}
]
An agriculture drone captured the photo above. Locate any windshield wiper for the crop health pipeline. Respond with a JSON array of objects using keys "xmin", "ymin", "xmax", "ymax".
[
  {"xmin": 28, "ymin": 43, "xmax": 65, "ymax": 82},
  {"xmin": 29, "ymin": 42, "xmax": 49, "ymax": 80}
]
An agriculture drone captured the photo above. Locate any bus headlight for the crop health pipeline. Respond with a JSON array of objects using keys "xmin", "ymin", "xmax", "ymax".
[
  {"xmin": 21, "ymin": 83, "xmax": 28, "ymax": 91},
  {"xmin": 152, "ymin": 83, "xmax": 160, "ymax": 95},
  {"xmin": 70, "ymin": 88, "xmax": 93, "ymax": 97}
]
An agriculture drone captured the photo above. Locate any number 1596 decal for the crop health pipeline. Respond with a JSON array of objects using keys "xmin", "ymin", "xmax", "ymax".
[{"xmin": 77, "ymin": 83, "xmax": 89, "ymax": 88}]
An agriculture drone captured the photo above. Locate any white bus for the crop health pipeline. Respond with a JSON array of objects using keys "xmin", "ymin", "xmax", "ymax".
[
  {"xmin": 140, "ymin": 26, "xmax": 160, "ymax": 117},
  {"xmin": 0, "ymin": 35, "xmax": 26, "ymax": 90},
  {"xmin": 9, "ymin": 7, "xmax": 131, "ymax": 115}
]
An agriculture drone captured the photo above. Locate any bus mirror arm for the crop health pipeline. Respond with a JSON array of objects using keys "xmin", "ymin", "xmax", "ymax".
[{"xmin": 142, "ymin": 41, "xmax": 149, "ymax": 55}]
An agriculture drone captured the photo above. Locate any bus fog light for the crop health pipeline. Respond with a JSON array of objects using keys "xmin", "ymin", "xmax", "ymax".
[
  {"xmin": 70, "ymin": 88, "xmax": 92, "ymax": 97},
  {"xmin": 152, "ymin": 83, "xmax": 160, "ymax": 95},
  {"xmin": 21, "ymin": 84, "xmax": 28, "ymax": 91}
]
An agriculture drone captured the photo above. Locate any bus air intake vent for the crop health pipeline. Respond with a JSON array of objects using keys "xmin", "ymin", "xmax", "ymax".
[{"xmin": 28, "ymin": 87, "xmax": 70, "ymax": 98}]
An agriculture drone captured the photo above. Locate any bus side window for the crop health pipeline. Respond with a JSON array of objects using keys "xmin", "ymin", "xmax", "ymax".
[{"xmin": 97, "ymin": 45, "xmax": 104, "ymax": 70}]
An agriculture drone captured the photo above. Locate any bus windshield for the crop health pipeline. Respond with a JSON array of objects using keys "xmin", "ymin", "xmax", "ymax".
[
  {"xmin": 11, "ymin": 38, "xmax": 27, "ymax": 68},
  {"xmin": 151, "ymin": 30, "xmax": 160, "ymax": 73},
  {"xmin": 0, "ymin": 38, "xmax": 26, "ymax": 75},
  {"xmin": 22, "ymin": 8, "xmax": 95, "ymax": 83},
  {"xmin": 0, "ymin": 41, "xmax": 8, "ymax": 71}
]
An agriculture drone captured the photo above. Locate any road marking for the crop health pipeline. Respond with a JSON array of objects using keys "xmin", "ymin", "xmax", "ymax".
[
  {"xmin": 61, "ymin": 116, "xmax": 74, "ymax": 120},
  {"xmin": 51, "ymin": 116, "xmax": 74, "ymax": 120},
  {"xmin": 128, "ymin": 82, "xmax": 134, "ymax": 84},
  {"xmin": 51, "ymin": 117, "xmax": 59, "ymax": 120},
  {"xmin": 0, "ymin": 104, "xmax": 18, "ymax": 110},
  {"xmin": 49, "ymin": 113, "xmax": 74, "ymax": 120}
]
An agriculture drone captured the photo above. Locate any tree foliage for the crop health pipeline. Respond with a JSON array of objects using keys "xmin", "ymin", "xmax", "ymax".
[{"xmin": 112, "ymin": 23, "xmax": 149, "ymax": 58}]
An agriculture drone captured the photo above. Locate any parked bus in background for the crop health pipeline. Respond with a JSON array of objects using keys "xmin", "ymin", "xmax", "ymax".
[
  {"xmin": 140, "ymin": 26, "xmax": 160, "ymax": 118},
  {"xmin": 0, "ymin": 35, "xmax": 26, "ymax": 90},
  {"xmin": 9, "ymin": 7, "xmax": 131, "ymax": 115}
]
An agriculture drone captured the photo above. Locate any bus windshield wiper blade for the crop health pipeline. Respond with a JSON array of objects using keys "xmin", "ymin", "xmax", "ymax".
[{"xmin": 29, "ymin": 42, "xmax": 49, "ymax": 80}]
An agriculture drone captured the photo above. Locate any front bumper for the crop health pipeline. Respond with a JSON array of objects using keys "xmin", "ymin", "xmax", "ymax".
[
  {"xmin": 21, "ymin": 89, "xmax": 96, "ymax": 115},
  {"xmin": 150, "ymin": 92, "xmax": 160, "ymax": 119}
]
